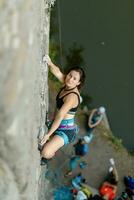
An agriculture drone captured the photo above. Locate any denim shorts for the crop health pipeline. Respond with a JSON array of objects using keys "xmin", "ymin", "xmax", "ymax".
[{"xmin": 49, "ymin": 118, "xmax": 79, "ymax": 145}]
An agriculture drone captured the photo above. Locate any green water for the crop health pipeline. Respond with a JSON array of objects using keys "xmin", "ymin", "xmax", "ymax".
[{"xmin": 53, "ymin": 0, "xmax": 134, "ymax": 150}]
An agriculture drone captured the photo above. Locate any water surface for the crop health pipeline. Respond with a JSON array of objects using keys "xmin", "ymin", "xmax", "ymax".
[{"xmin": 54, "ymin": 0, "xmax": 134, "ymax": 150}]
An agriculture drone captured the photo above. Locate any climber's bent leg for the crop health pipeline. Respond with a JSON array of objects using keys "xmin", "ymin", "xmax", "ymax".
[{"xmin": 41, "ymin": 135, "xmax": 64, "ymax": 159}]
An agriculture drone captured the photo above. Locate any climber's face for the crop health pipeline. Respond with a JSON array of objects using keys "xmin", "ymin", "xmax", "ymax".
[{"xmin": 65, "ymin": 70, "xmax": 81, "ymax": 88}]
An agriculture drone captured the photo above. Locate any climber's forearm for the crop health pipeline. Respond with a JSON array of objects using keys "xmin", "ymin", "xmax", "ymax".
[
  {"xmin": 49, "ymin": 62, "xmax": 65, "ymax": 83},
  {"xmin": 88, "ymin": 109, "xmax": 97, "ymax": 127},
  {"xmin": 91, "ymin": 115, "xmax": 103, "ymax": 127},
  {"xmin": 43, "ymin": 55, "xmax": 64, "ymax": 83},
  {"xmin": 47, "ymin": 113, "xmax": 63, "ymax": 137},
  {"xmin": 49, "ymin": 62, "xmax": 59, "ymax": 74}
]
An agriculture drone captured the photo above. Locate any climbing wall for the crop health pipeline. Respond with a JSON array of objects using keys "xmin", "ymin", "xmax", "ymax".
[{"xmin": 0, "ymin": 0, "xmax": 54, "ymax": 199}]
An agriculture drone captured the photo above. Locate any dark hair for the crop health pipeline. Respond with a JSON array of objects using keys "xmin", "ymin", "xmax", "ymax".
[{"xmin": 65, "ymin": 67, "xmax": 86, "ymax": 90}]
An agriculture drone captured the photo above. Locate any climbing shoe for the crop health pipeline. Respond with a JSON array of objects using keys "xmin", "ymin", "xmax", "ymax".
[{"xmin": 40, "ymin": 157, "xmax": 48, "ymax": 166}]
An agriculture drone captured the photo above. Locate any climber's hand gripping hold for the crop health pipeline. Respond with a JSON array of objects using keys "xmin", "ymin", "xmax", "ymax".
[
  {"xmin": 40, "ymin": 134, "xmax": 50, "ymax": 146},
  {"xmin": 43, "ymin": 55, "xmax": 52, "ymax": 65}
]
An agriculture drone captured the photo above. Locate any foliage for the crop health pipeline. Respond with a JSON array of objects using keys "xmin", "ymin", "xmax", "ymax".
[
  {"xmin": 50, "ymin": 3, "xmax": 59, "ymax": 37},
  {"xmin": 109, "ymin": 135, "xmax": 123, "ymax": 150},
  {"xmin": 49, "ymin": 39, "xmax": 60, "ymax": 63},
  {"xmin": 98, "ymin": 124, "xmax": 124, "ymax": 150},
  {"xmin": 128, "ymin": 150, "xmax": 134, "ymax": 156},
  {"xmin": 48, "ymin": 71, "xmax": 61, "ymax": 92},
  {"xmin": 64, "ymin": 42, "xmax": 85, "ymax": 71},
  {"xmin": 49, "ymin": 1, "xmax": 61, "ymax": 62},
  {"xmin": 80, "ymin": 93, "xmax": 93, "ymax": 109}
]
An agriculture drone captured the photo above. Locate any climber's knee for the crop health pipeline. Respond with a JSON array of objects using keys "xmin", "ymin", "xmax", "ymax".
[
  {"xmin": 41, "ymin": 147, "xmax": 55, "ymax": 159},
  {"xmin": 41, "ymin": 135, "xmax": 64, "ymax": 159}
]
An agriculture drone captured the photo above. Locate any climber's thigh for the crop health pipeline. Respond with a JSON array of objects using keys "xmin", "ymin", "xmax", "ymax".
[{"xmin": 42, "ymin": 135, "xmax": 64, "ymax": 154}]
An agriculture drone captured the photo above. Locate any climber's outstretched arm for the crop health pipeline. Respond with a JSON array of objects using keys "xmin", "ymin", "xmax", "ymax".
[
  {"xmin": 43, "ymin": 55, "xmax": 65, "ymax": 83},
  {"xmin": 91, "ymin": 115, "xmax": 103, "ymax": 127},
  {"xmin": 88, "ymin": 109, "xmax": 97, "ymax": 128},
  {"xmin": 88, "ymin": 109, "xmax": 102, "ymax": 128}
]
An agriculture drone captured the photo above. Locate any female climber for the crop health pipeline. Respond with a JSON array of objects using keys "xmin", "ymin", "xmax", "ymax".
[{"xmin": 40, "ymin": 55, "xmax": 86, "ymax": 165}]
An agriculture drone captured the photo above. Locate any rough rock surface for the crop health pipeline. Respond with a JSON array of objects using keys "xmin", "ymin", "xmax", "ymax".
[{"xmin": 0, "ymin": 0, "xmax": 53, "ymax": 199}]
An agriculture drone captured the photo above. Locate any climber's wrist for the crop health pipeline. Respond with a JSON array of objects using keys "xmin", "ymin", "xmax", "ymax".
[
  {"xmin": 47, "ymin": 132, "xmax": 52, "ymax": 137},
  {"xmin": 49, "ymin": 61, "xmax": 54, "ymax": 66}
]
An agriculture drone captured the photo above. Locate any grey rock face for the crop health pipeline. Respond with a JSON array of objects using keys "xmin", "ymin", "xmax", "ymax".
[
  {"xmin": 0, "ymin": 159, "xmax": 19, "ymax": 200},
  {"xmin": 0, "ymin": 0, "xmax": 52, "ymax": 199}
]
